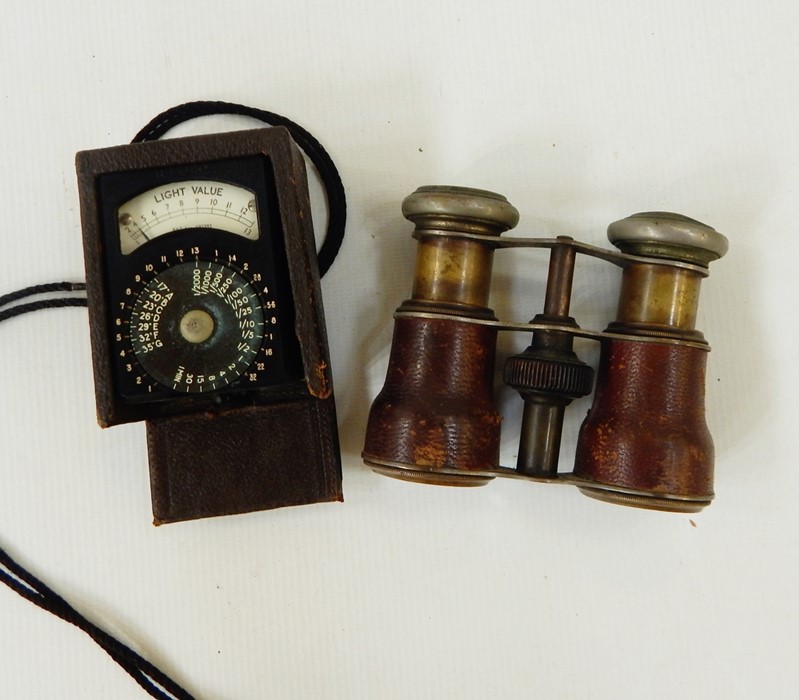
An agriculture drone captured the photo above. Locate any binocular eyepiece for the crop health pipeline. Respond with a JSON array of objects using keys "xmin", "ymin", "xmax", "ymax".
[{"xmin": 363, "ymin": 186, "xmax": 728, "ymax": 512}]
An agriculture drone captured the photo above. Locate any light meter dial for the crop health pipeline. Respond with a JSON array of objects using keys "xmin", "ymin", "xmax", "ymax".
[
  {"xmin": 111, "ymin": 235, "xmax": 294, "ymax": 404},
  {"xmin": 127, "ymin": 260, "xmax": 266, "ymax": 394}
]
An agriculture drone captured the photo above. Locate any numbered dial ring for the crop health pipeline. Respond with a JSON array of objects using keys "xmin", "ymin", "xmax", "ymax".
[{"xmin": 128, "ymin": 260, "xmax": 268, "ymax": 393}]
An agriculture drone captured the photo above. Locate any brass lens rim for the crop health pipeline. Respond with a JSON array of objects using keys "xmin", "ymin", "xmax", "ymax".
[
  {"xmin": 402, "ymin": 185, "xmax": 521, "ymax": 232},
  {"xmin": 608, "ymin": 212, "xmax": 729, "ymax": 264},
  {"xmin": 576, "ymin": 484, "xmax": 713, "ymax": 513},
  {"xmin": 363, "ymin": 454, "xmax": 495, "ymax": 487},
  {"xmin": 363, "ymin": 454, "xmax": 714, "ymax": 511}
]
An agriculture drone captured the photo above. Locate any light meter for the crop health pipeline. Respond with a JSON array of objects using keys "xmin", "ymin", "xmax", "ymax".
[{"xmin": 77, "ymin": 127, "xmax": 342, "ymax": 523}]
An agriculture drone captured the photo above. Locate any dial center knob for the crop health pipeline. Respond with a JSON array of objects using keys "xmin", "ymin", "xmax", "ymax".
[{"xmin": 180, "ymin": 308, "xmax": 215, "ymax": 344}]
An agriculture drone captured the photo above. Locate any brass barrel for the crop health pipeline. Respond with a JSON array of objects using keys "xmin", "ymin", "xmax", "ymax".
[
  {"xmin": 363, "ymin": 186, "xmax": 519, "ymax": 486},
  {"xmin": 574, "ymin": 212, "xmax": 728, "ymax": 512}
]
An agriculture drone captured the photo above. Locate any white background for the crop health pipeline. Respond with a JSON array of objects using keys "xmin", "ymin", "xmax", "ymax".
[{"xmin": 1, "ymin": 1, "xmax": 797, "ymax": 698}]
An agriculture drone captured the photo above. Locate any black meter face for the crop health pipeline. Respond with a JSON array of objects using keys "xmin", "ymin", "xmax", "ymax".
[
  {"xmin": 76, "ymin": 127, "xmax": 342, "ymax": 523},
  {"xmin": 98, "ymin": 156, "xmax": 303, "ymax": 405}
]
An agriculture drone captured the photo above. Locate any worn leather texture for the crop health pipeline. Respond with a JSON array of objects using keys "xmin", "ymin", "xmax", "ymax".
[
  {"xmin": 574, "ymin": 339, "xmax": 714, "ymax": 498},
  {"xmin": 147, "ymin": 398, "xmax": 341, "ymax": 524},
  {"xmin": 364, "ymin": 316, "xmax": 501, "ymax": 471}
]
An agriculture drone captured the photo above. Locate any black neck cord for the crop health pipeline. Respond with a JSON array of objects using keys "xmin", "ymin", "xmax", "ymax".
[
  {"xmin": 0, "ymin": 102, "xmax": 347, "ymax": 699},
  {"xmin": 0, "ymin": 547, "xmax": 196, "ymax": 700},
  {"xmin": 0, "ymin": 282, "xmax": 88, "ymax": 322}
]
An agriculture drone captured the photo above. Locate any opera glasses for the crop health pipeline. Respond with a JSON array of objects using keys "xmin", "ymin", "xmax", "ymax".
[{"xmin": 363, "ymin": 186, "xmax": 729, "ymax": 512}]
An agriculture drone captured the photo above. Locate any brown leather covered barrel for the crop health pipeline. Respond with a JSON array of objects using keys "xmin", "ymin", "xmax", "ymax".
[
  {"xmin": 363, "ymin": 316, "xmax": 500, "ymax": 485},
  {"xmin": 574, "ymin": 338, "xmax": 714, "ymax": 511}
]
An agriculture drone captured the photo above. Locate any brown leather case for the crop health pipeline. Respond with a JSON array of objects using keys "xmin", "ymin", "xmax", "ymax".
[
  {"xmin": 76, "ymin": 127, "xmax": 342, "ymax": 523},
  {"xmin": 147, "ymin": 400, "xmax": 341, "ymax": 524}
]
